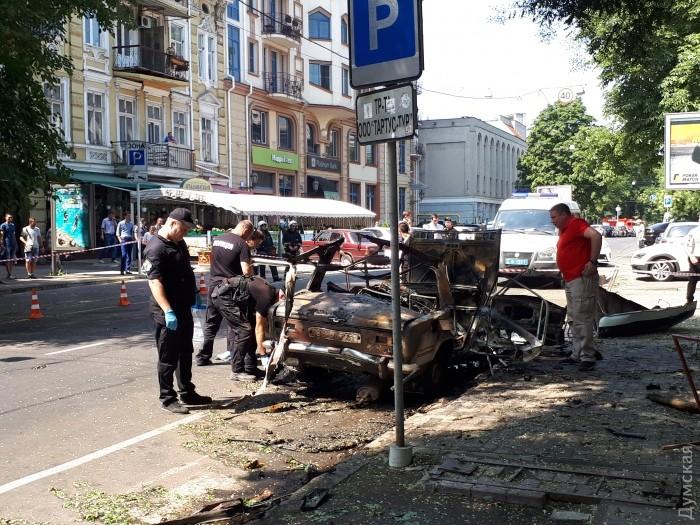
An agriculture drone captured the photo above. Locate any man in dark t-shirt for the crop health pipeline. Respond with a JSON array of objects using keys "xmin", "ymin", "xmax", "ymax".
[{"xmin": 143, "ymin": 208, "xmax": 211, "ymax": 414}]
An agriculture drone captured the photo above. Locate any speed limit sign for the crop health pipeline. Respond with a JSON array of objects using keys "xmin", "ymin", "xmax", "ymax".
[{"xmin": 558, "ymin": 88, "xmax": 575, "ymax": 104}]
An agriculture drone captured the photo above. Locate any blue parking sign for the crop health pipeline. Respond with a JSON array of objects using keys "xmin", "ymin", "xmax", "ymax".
[
  {"xmin": 349, "ymin": 0, "xmax": 423, "ymax": 88},
  {"xmin": 128, "ymin": 148, "xmax": 147, "ymax": 169}
]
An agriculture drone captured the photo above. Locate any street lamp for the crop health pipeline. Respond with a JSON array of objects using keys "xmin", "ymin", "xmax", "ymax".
[{"xmin": 615, "ymin": 205, "xmax": 621, "ymax": 223}]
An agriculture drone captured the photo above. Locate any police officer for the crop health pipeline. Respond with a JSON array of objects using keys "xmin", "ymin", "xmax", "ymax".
[{"xmin": 143, "ymin": 208, "xmax": 211, "ymax": 414}]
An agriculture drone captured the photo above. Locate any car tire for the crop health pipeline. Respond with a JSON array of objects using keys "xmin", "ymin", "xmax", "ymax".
[
  {"xmin": 648, "ymin": 259, "xmax": 677, "ymax": 281},
  {"xmin": 421, "ymin": 348, "xmax": 449, "ymax": 397},
  {"xmin": 340, "ymin": 253, "xmax": 353, "ymax": 267}
]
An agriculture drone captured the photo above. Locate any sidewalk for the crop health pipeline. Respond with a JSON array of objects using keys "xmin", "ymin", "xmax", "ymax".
[{"xmin": 256, "ymin": 321, "xmax": 700, "ymax": 525}]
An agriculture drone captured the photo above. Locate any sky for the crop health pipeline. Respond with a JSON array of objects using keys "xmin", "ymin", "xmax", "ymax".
[{"xmin": 417, "ymin": 0, "xmax": 606, "ymax": 128}]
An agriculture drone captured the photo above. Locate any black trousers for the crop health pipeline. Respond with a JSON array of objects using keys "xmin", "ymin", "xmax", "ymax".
[
  {"xmin": 687, "ymin": 261, "xmax": 700, "ymax": 303},
  {"xmin": 197, "ymin": 287, "xmax": 233, "ymax": 361},
  {"xmin": 153, "ymin": 308, "xmax": 195, "ymax": 405},
  {"xmin": 256, "ymin": 263, "xmax": 279, "ymax": 281}
]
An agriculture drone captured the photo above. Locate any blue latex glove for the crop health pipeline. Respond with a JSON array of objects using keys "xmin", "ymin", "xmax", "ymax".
[{"xmin": 164, "ymin": 310, "xmax": 178, "ymax": 331}]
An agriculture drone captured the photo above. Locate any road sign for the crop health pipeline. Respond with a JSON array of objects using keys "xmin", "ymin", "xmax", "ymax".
[
  {"xmin": 349, "ymin": 0, "xmax": 424, "ymax": 88},
  {"xmin": 356, "ymin": 83, "xmax": 417, "ymax": 145},
  {"xmin": 664, "ymin": 194, "xmax": 673, "ymax": 208},
  {"xmin": 649, "ymin": 194, "xmax": 657, "ymax": 203},
  {"xmin": 557, "ymin": 88, "xmax": 575, "ymax": 104}
]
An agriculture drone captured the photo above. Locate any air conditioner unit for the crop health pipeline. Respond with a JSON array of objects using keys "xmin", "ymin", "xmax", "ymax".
[{"xmin": 140, "ymin": 16, "xmax": 153, "ymax": 29}]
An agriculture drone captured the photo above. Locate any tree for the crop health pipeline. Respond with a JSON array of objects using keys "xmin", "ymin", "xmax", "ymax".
[
  {"xmin": 517, "ymin": 98, "xmax": 593, "ymax": 193},
  {"xmin": 0, "ymin": 0, "xmax": 133, "ymax": 215}
]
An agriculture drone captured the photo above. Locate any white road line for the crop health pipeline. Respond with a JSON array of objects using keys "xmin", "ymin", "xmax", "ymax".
[
  {"xmin": 0, "ymin": 413, "xmax": 204, "ymax": 495},
  {"xmin": 45, "ymin": 341, "xmax": 107, "ymax": 355}
]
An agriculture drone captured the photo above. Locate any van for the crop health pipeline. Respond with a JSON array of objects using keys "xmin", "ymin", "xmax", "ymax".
[{"xmin": 493, "ymin": 193, "xmax": 580, "ymax": 274}]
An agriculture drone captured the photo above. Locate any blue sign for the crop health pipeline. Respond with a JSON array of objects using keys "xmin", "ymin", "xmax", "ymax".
[
  {"xmin": 664, "ymin": 195, "xmax": 673, "ymax": 207},
  {"xmin": 349, "ymin": 0, "xmax": 423, "ymax": 88},
  {"xmin": 128, "ymin": 149, "xmax": 146, "ymax": 167}
]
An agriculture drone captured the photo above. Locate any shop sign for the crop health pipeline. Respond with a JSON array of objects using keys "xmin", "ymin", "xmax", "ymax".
[
  {"xmin": 86, "ymin": 148, "xmax": 110, "ymax": 164},
  {"xmin": 307, "ymin": 153, "xmax": 341, "ymax": 173},
  {"xmin": 52, "ymin": 184, "xmax": 90, "ymax": 251},
  {"xmin": 252, "ymin": 146, "xmax": 299, "ymax": 171},
  {"xmin": 181, "ymin": 177, "xmax": 213, "ymax": 192}
]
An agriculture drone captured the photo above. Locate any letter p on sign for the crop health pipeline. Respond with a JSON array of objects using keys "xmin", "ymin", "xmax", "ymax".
[{"xmin": 369, "ymin": 0, "xmax": 399, "ymax": 50}]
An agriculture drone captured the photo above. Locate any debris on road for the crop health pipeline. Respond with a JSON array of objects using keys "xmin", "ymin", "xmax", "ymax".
[{"xmin": 647, "ymin": 393, "xmax": 700, "ymax": 413}]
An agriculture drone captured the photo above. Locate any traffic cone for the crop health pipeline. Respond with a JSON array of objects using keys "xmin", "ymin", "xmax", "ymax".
[
  {"xmin": 199, "ymin": 273, "xmax": 208, "ymax": 298},
  {"xmin": 119, "ymin": 281, "xmax": 130, "ymax": 306},
  {"xmin": 29, "ymin": 289, "xmax": 43, "ymax": 320}
]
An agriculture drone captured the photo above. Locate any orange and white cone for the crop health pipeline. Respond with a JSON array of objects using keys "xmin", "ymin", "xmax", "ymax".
[
  {"xmin": 119, "ymin": 281, "xmax": 130, "ymax": 306},
  {"xmin": 29, "ymin": 289, "xmax": 43, "ymax": 320},
  {"xmin": 199, "ymin": 273, "xmax": 208, "ymax": 298}
]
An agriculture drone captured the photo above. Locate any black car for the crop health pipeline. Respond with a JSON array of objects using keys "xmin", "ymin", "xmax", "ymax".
[{"xmin": 639, "ymin": 222, "xmax": 669, "ymax": 248}]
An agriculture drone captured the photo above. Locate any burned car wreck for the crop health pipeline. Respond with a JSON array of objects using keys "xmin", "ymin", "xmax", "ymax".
[{"xmin": 262, "ymin": 230, "xmax": 565, "ymax": 399}]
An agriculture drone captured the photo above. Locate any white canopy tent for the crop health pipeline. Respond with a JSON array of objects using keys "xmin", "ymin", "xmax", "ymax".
[{"xmin": 131, "ymin": 188, "xmax": 376, "ymax": 220}]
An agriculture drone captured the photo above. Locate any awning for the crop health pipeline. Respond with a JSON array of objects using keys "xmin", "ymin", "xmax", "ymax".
[
  {"xmin": 130, "ymin": 188, "xmax": 376, "ymax": 219},
  {"xmin": 72, "ymin": 172, "xmax": 161, "ymax": 190}
]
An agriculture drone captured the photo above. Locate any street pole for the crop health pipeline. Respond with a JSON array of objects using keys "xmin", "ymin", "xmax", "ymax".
[
  {"xmin": 49, "ymin": 189, "xmax": 55, "ymax": 276},
  {"xmin": 137, "ymin": 182, "xmax": 142, "ymax": 276},
  {"xmin": 387, "ymin": 140, "xmax": 412, "ymax": 468}
]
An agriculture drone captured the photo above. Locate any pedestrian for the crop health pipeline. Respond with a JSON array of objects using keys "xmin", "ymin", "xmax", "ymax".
[
  {"xmin": 19, "ymin": 217, "xmax": 41, "ymax": 279},
  {"xmin": 142, "ymin": 225, "xmax": 157, "ymax": 247},
  {"xmin": 398, "ymin": 221, "xmax": 411, "ymax": 243},
  {"xmin": 401, "ymin": 210, "xmax": 412, "ymax": 226},
  {"xmin": 164, "ymin": 131, "xmax": 177, "ymax": 144},
  {"xmin": 143, "ymin": 208, "xmax": 211, "ymax": 414},
  {"xmin": 282, "ymin": 220, "xmax": 302, "ymax": 257},
  {"xmin": 195, "ymin": 220, "xmax": 255, "ymax": 375},
  {"xmin": 1, "ymin": 213, "xmax": 17, "ymax": 279},
  {"xmin": 549, "ymin": 203, "xmax": 602, "ymax": 372},
  {"xmin": 424, "ymin": 213, "xmax": 444, "ymax": 231},
  {"xmin": 443, "ymin": 217, "xmax": 457, "ymax": 238},
  {"xmin": 255, "ymin": 220, "xmax": 280, "ymax": 282},
  {"xmin": 134, "ymin": 217, "xmax": 148, "ymax": 268},
  {"xmin": 99, "ymin": 211, "xmax": 117, "ymax": 263},
  {"xmin": 116, "ymin": 212, "xmax": 135, "ymax": 275},
  {"xmin": 684, "ymin": 225, "xmax": 700, "ymax": 303}
]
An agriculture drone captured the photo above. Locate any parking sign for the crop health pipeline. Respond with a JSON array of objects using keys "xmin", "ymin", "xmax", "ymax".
[
  {"xmin": 664, "ymin": 195, "xmax": 673, "ymax": 208},
  {"xmin": 349, "ymin": 0, "xmax": 423, "ymax": 88}
]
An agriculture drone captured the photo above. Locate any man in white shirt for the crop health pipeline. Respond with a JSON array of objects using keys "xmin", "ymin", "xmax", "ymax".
[
  {"xmin": 99, "ymin": 211, "xmax": 117, "ymax": 263},
  {"xmin": 20, "ymin": 217, "xmax": 41, "ymax": 279},
  {"xmin": 116, "ymin": 212, "xmax": 136, "ymax": 275},
  {"xmin": 423, "ymin": 213, "xmax": 444, "ymax": 238}
]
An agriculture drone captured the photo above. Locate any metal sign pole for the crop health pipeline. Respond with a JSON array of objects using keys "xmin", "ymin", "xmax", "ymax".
[
  {"xmin": 50, "ymin": 189, "xmax": 55, "ymax": 276},
  {"xmin": 137, "ymin": 182, "xmax": 142, "ymax": 275},
  {"xmin": 387, "ymin": 140, "xmax": 412, "ymax": 467}
]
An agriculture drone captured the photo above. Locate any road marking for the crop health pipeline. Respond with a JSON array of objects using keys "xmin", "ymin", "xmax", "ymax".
[
  {"xmin": 45, "ymin": 341, "xmax": 107, "ymax": 356},
  {"xmin": 0, "ymin": 413, "xmax": 204, "ymax": 495}
]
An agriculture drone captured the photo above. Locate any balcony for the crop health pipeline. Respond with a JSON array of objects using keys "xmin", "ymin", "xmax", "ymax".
[
  {"xmin": 263, "ymin": 72, "xmax": 303, "ymax": 101},
  {"xmin": 262, "ymin": 13, "xmax": 302, "ymax": 47},
  {"xmin": 113, "ymin": 45, "xmax": 189, "ymax": 87},
  {"xmin": 114, "ymin": 142, "xmax": 195, "ymax": 172},
  {"xmin": 136, "ymin": 0, "xmax": 188, "ymax": 18}
]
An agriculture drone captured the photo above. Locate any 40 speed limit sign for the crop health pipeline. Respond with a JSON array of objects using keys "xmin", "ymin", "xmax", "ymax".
[{"xmin": 355, "ymin": 83, "xmax": 417, "ymax": 145}]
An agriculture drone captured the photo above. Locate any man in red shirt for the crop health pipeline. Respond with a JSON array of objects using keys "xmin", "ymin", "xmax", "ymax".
[{"xmin": 550, "ymin": 203, "xmax": 602, "ymax": 371}]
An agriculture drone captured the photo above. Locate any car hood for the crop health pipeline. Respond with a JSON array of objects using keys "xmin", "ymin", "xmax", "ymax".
[
  {"xmin": 500, "ymin": 233, "xmax": 557, "ymax": 253},
  {"xmin": 285, "ymin": 290, "xmax": 422, "ymax": 331}
]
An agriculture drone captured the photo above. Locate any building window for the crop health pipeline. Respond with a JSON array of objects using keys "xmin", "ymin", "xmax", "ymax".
[
  {"xmin": 118, "ymin": 98, "xmax": 135, "ymax": 141},
  {"xmin": 327, "ymin": 129, "xmax": 339, "ymax": 158},
  {"xmin": 227, "ymin": 0, "xmax": 240, "ymax": 21},
  {"xmin": 227, "ymin": 25, "xmax": 241, "ymax": 81},
  {"xmin": 147, "ymin": 105, "xmax": 162, "ymax": 143},
  {"xmin": 399, "ymin": 187, "xmax": 406, "ymax": 214},
  {"xmin": 201, "ymin": 117, "xmax": 214, "ymax": 162},
  {"xmin": 278, "ymin": 115, "xmax": 294, "ymax": 150},
  {"xmin": 86, "ymin": 91, "xmax": 104, "ymax": 145},
  {"xmin": 306, "ymin": 123, "xmax": 318, "ymax": 154},
  {"xmin": 348, "ymin": 132, "xmax": 359, "ymax": 163},
  {"xmin": 399, "ymin": 140, "xmax": 406, "ymax": 173},
  {"xmin": 341, "ymin": 16, "xmax": 348, "ymax": 45},
  {"xmin": 173, "ymin": 110, "xmax": 188, "ymax": 146},
  {"xmin": 251, "ymin": 110, "xmax": 268, "ymax": 145},
  {"xmin": 309, "ymin": 11, "xmax": 330, "ymax": 39},
  {"xmin": 365, "ymin": 144, "xmax": 376, "ymax": 166},
  {"xmin": 349, "ymin": 182, "xmax": 360, "ymax": 205},
  {"xmin": 83, "ymin": 16, "xmax": 103, "ymax": 47},
  {"xmin": 309, "ymin": 62, "xmax": 331, "ymax": 90},
  {"xmin": 45, "ymin": 83, "xmax": 66, "ymax": 137},
  {"xmin": 342, "ymin": 67, "xmax": 350, "ymax": 97},
  {"xmin": 170, "ymin": 23, "xmax": 186, "ymax": 57},
  {"xmin": 253, "ymin": 171, "xmax": 274, "ymax": 193},
  {"xmin": 248, "ymin": 40, "xmax": 258, "ymax": 74},
  {"xmin": 366, "ymin": 184, "xmax": 376, "ymax": 212},
  {"xmin": 198, "ymin": 33, "xmax": 216, "ymax": 83},
  {"xmin": 279, "ymin": 174, "xmax": 294, "ymax": 196}
]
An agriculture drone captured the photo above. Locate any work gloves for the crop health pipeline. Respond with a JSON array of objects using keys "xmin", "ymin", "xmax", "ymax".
[{"xmin": 165, "ymin": 310, "xmax": 178, "ymax": 330}]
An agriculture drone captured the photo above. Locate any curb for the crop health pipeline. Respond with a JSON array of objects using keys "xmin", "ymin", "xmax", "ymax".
[{"xmin": 0, "ymin": 275, "xmax": 144, "ymax": 295}]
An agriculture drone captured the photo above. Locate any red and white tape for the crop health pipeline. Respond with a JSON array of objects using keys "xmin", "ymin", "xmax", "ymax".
[{"xmin": 0, "ymin": 240, "xmax": 137, "ymax": 264}]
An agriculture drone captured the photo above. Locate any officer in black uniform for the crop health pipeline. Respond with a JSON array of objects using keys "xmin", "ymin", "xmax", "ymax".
[{"xmin": 143, "ymin": 208, "xmax": 211, "ymax": 414}]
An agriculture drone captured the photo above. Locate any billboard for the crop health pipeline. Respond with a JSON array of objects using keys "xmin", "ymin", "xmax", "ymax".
[
  {"xmin": 665, "ymin": 112, "xmax": 700, "ymax": 189},
  {"xmin": 53, "ymin": 184, "xmax": 90, "ymax": 250}
]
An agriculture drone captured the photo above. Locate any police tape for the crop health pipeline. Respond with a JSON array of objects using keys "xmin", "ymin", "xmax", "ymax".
[{"xmin": 0, "ymin": 240, "xmax": 138, "ymax": 264}]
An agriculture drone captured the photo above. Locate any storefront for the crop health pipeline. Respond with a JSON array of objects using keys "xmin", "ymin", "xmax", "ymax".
[
  {"xmin": 306, "ymin": 152, "xmax": 341, "ymax": 199},
  {"xmin": 251, "ymin": 146, "xmax": 299, "ymax": 196}
]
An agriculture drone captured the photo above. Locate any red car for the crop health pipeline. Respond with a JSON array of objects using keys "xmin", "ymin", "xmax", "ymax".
[{"xmin": 302, "ymin": 229, "xmax": 378, "ymax": 266}]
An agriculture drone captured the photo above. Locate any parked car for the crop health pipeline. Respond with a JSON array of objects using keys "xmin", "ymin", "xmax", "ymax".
[
  {"xmin": 302, "ymin": 229, "xmax": 378, "ymax": 266},
  {"xmin": 655, "ymin": 222, "xmax": 700, "ymax": 245},
  {"xmin": 630, "ymin": 241, "xmax": 691, "ymax": 281},
  {"xmin": 591, "ymin": 224, "xmax": 613, "ymax": 237},
  {"xmin": 638, "ymin": 222, "xmax": 668, "ymax": 248}
]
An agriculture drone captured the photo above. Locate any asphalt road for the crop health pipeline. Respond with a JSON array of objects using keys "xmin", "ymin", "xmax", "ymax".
[{"xmin": 0, "ymin": 238, "xmax": 691, "ymax": 521}]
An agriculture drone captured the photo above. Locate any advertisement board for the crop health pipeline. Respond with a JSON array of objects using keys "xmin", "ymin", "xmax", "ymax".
[
  {"xmin": 53, "ymin": 184, "xmax": 90, "ymax": 250},
  {"xmin": 665, "ymin": 112, "xmax": 700, "ymax": 189}
]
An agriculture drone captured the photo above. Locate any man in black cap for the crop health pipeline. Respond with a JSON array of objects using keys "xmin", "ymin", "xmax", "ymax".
[{"xmin": 143, "ymin": 208, "xmax": 211, "ymax": 414}]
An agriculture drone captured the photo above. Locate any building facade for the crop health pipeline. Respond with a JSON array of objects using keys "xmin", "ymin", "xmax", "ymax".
[{"xmin": 417, "ymin": 116, "xmax": 527, "ymax": 224}]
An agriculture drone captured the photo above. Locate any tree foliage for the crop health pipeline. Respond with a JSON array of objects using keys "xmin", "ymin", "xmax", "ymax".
[{"xmin": 0, "ymin": 0, "xmax": 133, "ymax": 215}]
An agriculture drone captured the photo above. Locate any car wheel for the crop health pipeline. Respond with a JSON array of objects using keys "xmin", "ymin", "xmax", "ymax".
[
  {"xmin": 421, "ymin": 349, "xmax": 449, "ymax": 397},
  {"xmin": 340, "ymin": 253, "xmax": 353, "ymax": 267},
  {"xmin": 648, "ymin": 259, "xmax": 677, "ymax": 281}
]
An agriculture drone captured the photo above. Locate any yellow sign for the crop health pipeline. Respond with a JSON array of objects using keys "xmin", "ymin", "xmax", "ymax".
[{"xmin": 181, "ymin": 177, "xmax": 213, "ymax": 192}]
